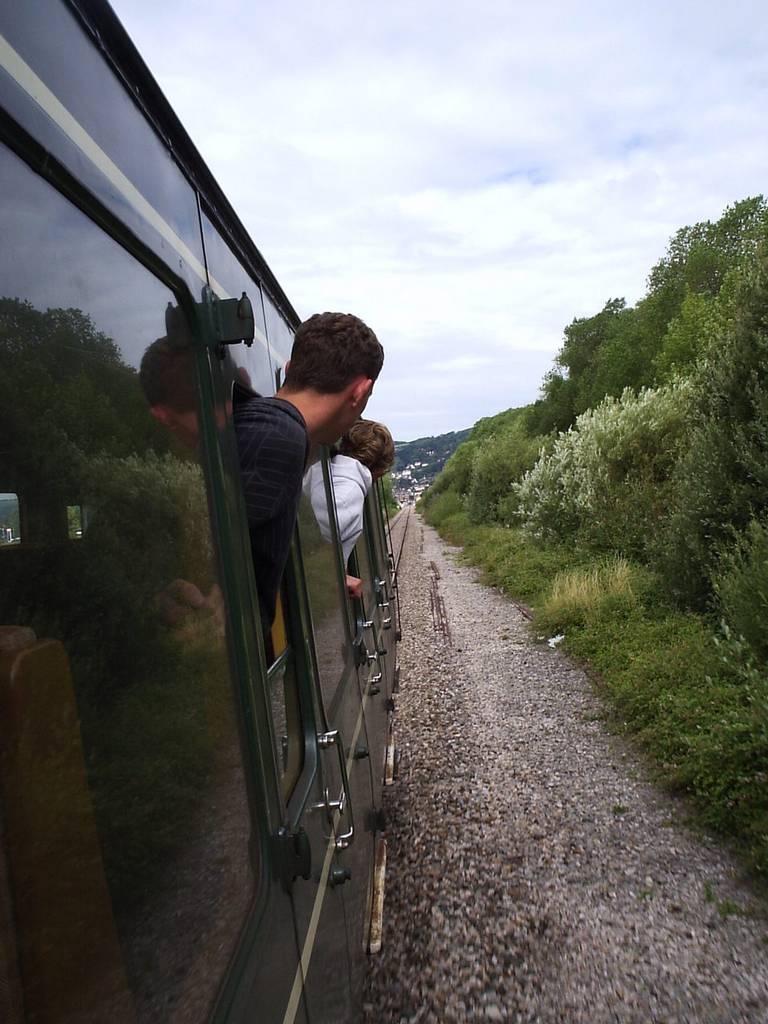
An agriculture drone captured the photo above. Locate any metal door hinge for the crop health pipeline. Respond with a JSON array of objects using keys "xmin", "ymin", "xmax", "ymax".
[{"xmin": 202, "ymin": 286, "xmax": 255, "ymax": 352}]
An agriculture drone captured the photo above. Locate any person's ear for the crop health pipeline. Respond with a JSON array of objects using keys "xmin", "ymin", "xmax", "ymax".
[{"xmin": 350, "ymin": 377, "xmax": 373, "ymax": 408}]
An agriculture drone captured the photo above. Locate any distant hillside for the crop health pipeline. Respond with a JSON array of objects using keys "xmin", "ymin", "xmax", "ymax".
[{"xmin": 392, "ymin": 428, "xmax": 471, "ymax": 495}]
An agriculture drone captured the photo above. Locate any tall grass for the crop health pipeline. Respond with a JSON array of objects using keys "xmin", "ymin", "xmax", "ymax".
[{"xmin": 537, "ymin": 557, "xmax": 638, "ymax": 633}]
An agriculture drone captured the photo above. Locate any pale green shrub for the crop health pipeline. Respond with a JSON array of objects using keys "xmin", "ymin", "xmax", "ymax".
[{"xmin": 514, "ymin": 381, "xmax": 693, "ymax": 555}]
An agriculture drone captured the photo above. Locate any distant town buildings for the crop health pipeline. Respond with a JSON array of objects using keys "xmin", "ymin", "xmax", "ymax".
[
  {"xmin": 391, "ymin": 427, "xmax": 471, "ymax": 505},
  {"xmin": 391, "ymin": 463, "xmax": 431, "ymax": 504}
]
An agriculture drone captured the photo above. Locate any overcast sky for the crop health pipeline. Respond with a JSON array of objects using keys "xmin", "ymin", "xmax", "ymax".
[{"xmin": 112, "ymin": 0, "xmax": 768, "ymax": 440}]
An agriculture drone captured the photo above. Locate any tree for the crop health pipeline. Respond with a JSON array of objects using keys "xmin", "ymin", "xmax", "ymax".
[{"xmin": 654, "ymin": 245, "xmax": 768, "ymax": 607}]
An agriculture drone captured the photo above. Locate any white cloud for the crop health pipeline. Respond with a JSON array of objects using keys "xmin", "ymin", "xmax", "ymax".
[{"xmin": 113, "ymin": 0, "xmax": 768, "ymax": 437}]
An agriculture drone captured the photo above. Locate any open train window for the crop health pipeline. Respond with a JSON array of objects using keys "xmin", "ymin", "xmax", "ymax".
[
  {"xmin": 0, "ymin": 141, "xmax": 256, "ymax": 1023},
  {"xmin": 297, "ymin": 459, "xmax": 353, "ymax": 711}
]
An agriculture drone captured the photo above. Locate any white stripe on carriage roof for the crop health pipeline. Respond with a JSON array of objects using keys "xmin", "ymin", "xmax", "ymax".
[{"xmin": 0, "ymin": 32, "xmax": 270, "ymax": 351}]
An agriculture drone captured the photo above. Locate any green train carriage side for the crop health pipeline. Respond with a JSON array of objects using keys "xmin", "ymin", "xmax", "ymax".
[{"xmin": 0, "ymin": 1, "xmax": 398, "ymax": 1021}]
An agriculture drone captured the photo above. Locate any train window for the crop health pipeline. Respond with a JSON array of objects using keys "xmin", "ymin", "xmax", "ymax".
[
  {"xmin": 297, "ymin": 483, "xmax": 350, "ymax": 709},
  {"xmin": 0, "ymin": 143, "xmax": 255, "ymax": 1023},
  {"xmin": 0, "ymin": 494, "xmax": 20, "ymax": 545},
  {"xmin": 354, "ymin": 515, "xmax": 376, "ymax": 608},
  {"xmin": 66, "ymin": 504, "xmax": 83, "ymax": 539}
]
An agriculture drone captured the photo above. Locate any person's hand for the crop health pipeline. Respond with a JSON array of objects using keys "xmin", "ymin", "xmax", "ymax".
[
  {"xmin": 156, "ymin": 580, "xmax": 226, "ymax": 636},
  {"xmin": 346, "ymin": 574, "xmax": 363, "ymax": 600},
  {"xmin": 156, "ymin": 578, "xmax": 206, "ymax": 626}
]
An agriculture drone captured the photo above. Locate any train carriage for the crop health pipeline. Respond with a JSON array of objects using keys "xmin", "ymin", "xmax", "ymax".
[{"xmin": 0, "ymin": 1, "xmax": 399, "ymax": 1020}]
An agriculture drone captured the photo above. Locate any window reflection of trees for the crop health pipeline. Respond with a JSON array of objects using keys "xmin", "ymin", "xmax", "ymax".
[{"xmin": 0, "ymin": 296, "xmax": 252, "ymax": 1022}]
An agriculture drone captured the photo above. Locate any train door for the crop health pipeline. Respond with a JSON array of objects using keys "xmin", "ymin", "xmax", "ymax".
[
  {"xmin": 288, "ymin": 453, "xmax": 376, "ymax": 1014},
  {"xmin": 0, "ymin": 138, "xmax": 292, "ymax": 1022},
  {"xmin": 208, "ymin": 287, "xmax": 374, "ymax": 1021}
]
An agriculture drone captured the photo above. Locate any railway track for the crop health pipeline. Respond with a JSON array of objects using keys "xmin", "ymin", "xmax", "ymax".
[{"xmin": 386, "ymin": 505, "xmax": 411, "ymax": 576}]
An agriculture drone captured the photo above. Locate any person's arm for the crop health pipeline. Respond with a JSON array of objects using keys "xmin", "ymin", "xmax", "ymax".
[
  {"xmin": 331, "ymin": 474, "xmax": 367, "ymax": 563},
  {"xmin": 304, "ymin": 462, "xmax": 333, "ymax": 543}
]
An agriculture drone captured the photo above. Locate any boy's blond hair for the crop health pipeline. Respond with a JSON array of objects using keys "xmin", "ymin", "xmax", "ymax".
[{"xmin": 338, "ymin": 420, "xmax": 395, "ymax": 478}]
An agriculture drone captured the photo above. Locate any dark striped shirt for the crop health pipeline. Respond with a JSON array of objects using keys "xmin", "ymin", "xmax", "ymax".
[{"xmin": 233, "ymin": 391, "xmax": 309, "ymax": 634}]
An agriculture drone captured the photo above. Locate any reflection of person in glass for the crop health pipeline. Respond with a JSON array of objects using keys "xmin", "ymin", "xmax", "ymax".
[
  {"xmin": 234, "ymin": 312, "xmax": 384, "ymax": 635},
  {"xmin": 139, "ymin": 335, "xmax": 225, "ymax": 631},
  {"xmin": 304, "ymin": 420, "xmax": 395, "ymax": 599},
  {"xmin": 139, "ymin": 332, "xmax": 201, "ymax": 448}
]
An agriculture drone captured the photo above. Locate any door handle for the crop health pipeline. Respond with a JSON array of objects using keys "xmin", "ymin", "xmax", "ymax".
[{"xmin": 317, "ymin": 730, "xmax": 355, "ymax": 850}]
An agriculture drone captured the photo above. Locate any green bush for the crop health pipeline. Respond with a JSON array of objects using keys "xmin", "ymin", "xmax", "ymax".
[
  {"xmin": 549, "ymin": 577, "xmax": 768, "ymax": 874},
  {"xmin": 466, "ymin": 424, "xmax": 543, "ymax": 524},
  {"xmin": 714, "ymin": 519, "xmax": 768, "ymax": 663},
  {"xmin": 515, "ymin": 382, "xmax": 693, "ymax": 555},
  {"xmin": 420, "ymin": 440, "xmax": 478, "ymax": 511},
  {"xmin": 654, "ymin": 290, "xmax": 719, "ymax": 382}
]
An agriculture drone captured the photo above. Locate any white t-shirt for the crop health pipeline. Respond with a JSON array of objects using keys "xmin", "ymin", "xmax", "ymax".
[{"xmin": 303, "ymin": 455, "xmax": 373, "ymax": 563}]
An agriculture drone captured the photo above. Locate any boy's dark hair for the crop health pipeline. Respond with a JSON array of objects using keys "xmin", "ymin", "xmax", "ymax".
[
  {"xmin": 282, "ymin": 312, "xmax": 383, "ymax": 394},
  {"xmin": 139, "ymin": 337, "xmax": 197, "ymax": 411},
  {"xmin": 338, "ymin": 419, "xmax": 395, "ymax": 478}
]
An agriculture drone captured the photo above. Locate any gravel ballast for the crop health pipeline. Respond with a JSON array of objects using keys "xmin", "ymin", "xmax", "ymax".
[{"xmin": 365, "ymin": 514, "xmax": 768, "ymax": 1024}]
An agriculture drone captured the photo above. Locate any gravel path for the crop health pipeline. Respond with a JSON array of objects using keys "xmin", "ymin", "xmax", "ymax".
[{"xmin": 365, "ymin": 515, "xmax": 768, "ymax": 1024}]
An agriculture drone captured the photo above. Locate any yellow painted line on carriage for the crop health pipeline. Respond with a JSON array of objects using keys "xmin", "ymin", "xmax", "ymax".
[
  {"xmin": 281, "ymin": 684, "xmax": 371, "ymax": 1024},
  {"xmin": 0, "ymin": 33, "xmax": 268, "ymax": 351}
]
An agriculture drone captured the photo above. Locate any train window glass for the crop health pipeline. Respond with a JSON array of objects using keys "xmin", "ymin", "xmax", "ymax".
[
  {"xmin": 4, "ymin": 1, "xmax": 207, "ymax": 298},
  {"xmin": 297, "ymin": 489, "xmax": 349, "ymax": 708},
  {"xmin": 66, "ymin": 504, "xmax": 83, "ymax": 539},
  {"xmin": 354, "ymin": 516, "xmax": 376, "ymax": 609},
  {"xmin": 366, "ymin": 494, "xmax": 388, "ymax": 586},
  {"xmin": 0, "ymin": 143, "xmax": 255, "ymax": 1023},
  {"xmin": 261, "ymin": 292, "xmax": 294, "ymax": 379},
  {"xmin": 0, "ymin": 494, "xmax": 20, "ymax": 545}
]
